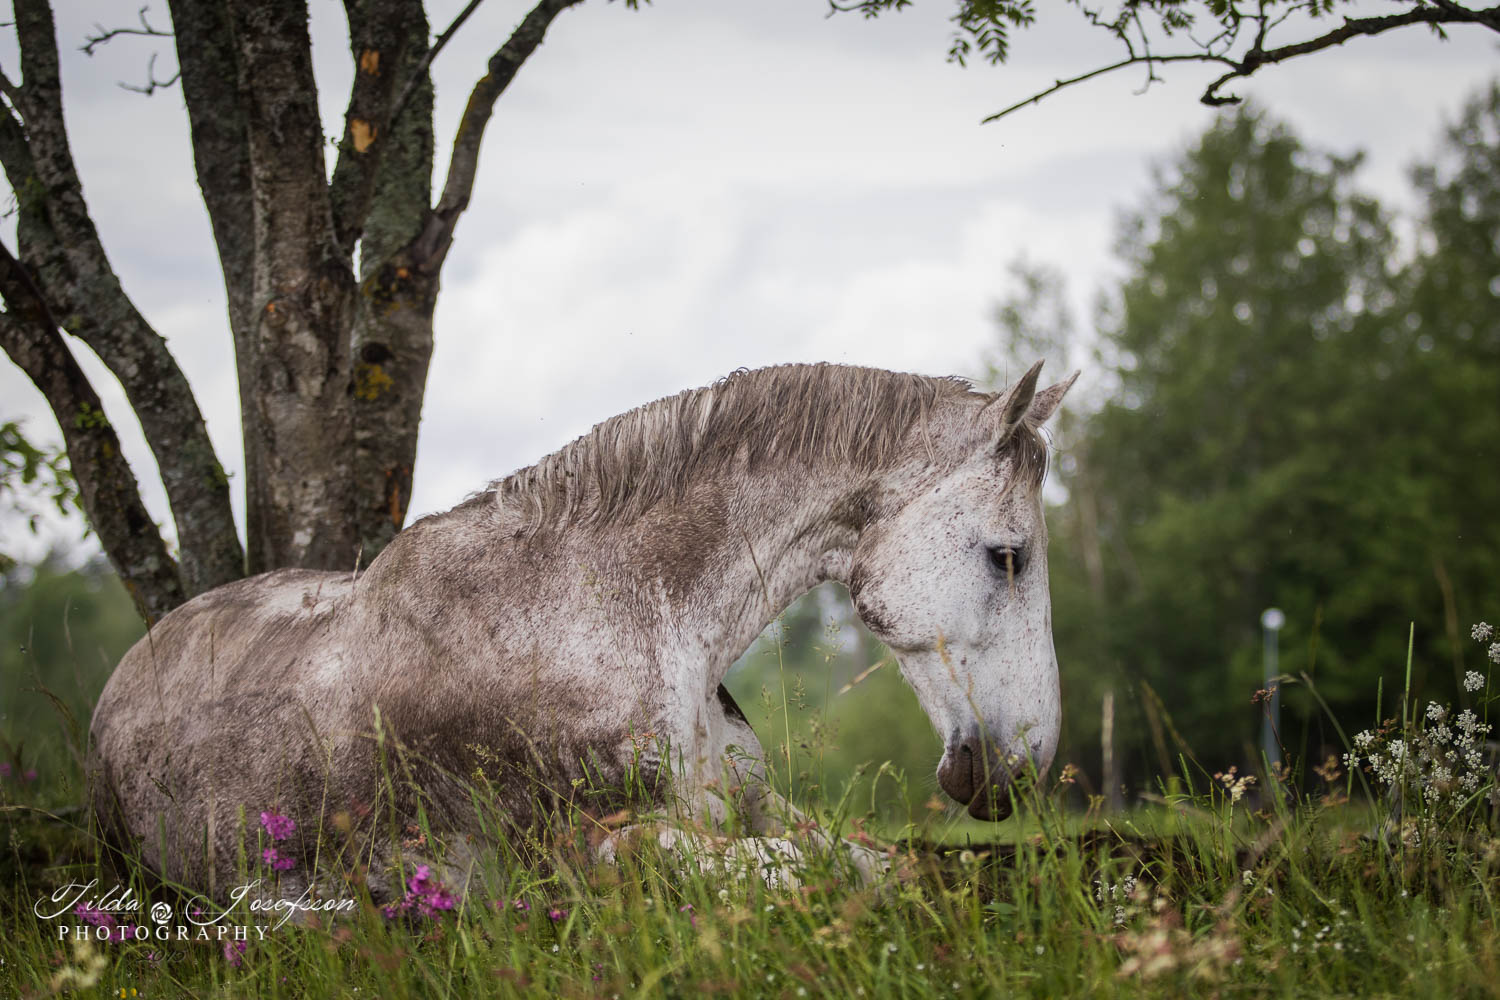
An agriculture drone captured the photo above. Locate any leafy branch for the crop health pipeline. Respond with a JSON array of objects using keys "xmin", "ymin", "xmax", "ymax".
[{"xmin": 830, "ymin": 1, "xmax": 1500, "ymax": 123}]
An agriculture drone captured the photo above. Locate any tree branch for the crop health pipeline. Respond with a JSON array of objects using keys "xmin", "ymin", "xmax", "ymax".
[
  {"xmin": 225, "ymin": 0, "xmax": 361, "ymax": 572},
  {"xmin": 1200, "ymin": 3, "xmax": 1500, "ymax": 106},
  {"xmin": 118, "ymin": 50, "xmax": 180, "ymax": 95},
  {"xmin": 980, "ymin": 1, "xmax": 1500, "ymax": 123},
  {"xmin": 0, "ymin": 242, "xmax": 184, "ymax": 623},
  {"xmin": 347, "ymin": 6, "xmax": 435, "ymax": 563},
  {"xmin": 387, "ymin": 0, "xmax": 487, "ymax": 129},
  {"xmin": 328, "ymin": 0, "xmax": 425, "ymax": 256},
  {"xmin": 411, "ymin": 0, "xmax": 584, "ymax": 272},
  {"xmin": 3, "ymin": 0, "xmax": 244, "ymax": 596},
  {"xmin": 81, "ymin": 4, "xmax": 172, "ymax": 56},
  {"xmin": 982, "ymin": 51, "xmax": 1234, "ymax": 124}
]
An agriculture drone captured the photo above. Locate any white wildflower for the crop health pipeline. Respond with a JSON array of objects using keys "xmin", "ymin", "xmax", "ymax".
[
  {"xmin": 1464, "ymin": 670, "xmax": 1485, "ymax": 692},
  {"xmin": 1490, "ymin": 642, "xmax": 1500, "ymax": 665},
  {"xmin": 1473, "ymin": 622, "xmax": 1494, "ymax": 642},
  {"xmin": 1354, "ymin": 730, "xmax": 1376, "ymax": 750},
  {"xmin": 1242, "ymin": 869, "xmax": 1255, "ymax": 886},
  {"xmin": 1427, "ymin": 702, "xmax": 1446, "ymax": 722}
]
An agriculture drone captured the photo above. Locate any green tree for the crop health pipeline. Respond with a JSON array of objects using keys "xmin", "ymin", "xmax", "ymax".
[
  {"xmin": 0, "ymin": 557, "xmax": 144, "ymax": 797},
  {"xmin": 1400, "ymin": 82, "xmax": 1500, "ymax": 682},
  {"xmin": 1037, "ymin": 101, "xmax": 1500, "ymax": 784}
]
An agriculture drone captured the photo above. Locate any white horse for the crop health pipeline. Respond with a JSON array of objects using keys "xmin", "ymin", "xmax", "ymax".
[{"xmin": 89, "ymin": 362, "xmax": 1075, "ymax": 898}]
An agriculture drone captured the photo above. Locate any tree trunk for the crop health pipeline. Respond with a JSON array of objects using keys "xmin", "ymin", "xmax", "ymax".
[
  {"xmin": 350, "ymin": 3, "xmax": 436, "ymax": 563},
  {"xmin": 228, "ymin": 0, "xmax": 361, "ymax": 571},
  {"xmin": 1, "ymin": 0, "xmax": 242, "ymax": 597},
  {"xmin": 0, "ymin": 0, "xmax": 583, "ymax": 617}
]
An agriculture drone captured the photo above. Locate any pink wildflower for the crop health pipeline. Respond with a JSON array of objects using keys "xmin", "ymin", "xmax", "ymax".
[
  {"xmin": 381, "ymin": 864, "xmax": 456, "ymax": 920},
  {"xmin": 74, "ymin": 904, "xmax": 134, "ymax": 942},
  {"xmin": 259, "ymin": 809, "xmax": 296, "ymax": 841},
  {"xmin": 224, "ymin": 940, "xmax": 247, "ymax": 967},
  {"xmin": 548, "ymin": 908, "xmax": 566, "ymax": 922},
  {"xmin": 23, "ymin": 768, "xmax": 37, "ymax": 782},
  {"xmin": 262, "ymin": 847, "xmax": 296, "ymax": 871},
  {"xmin": 75, "ymin": 903, "xmax": 114, "ymax": 928}
]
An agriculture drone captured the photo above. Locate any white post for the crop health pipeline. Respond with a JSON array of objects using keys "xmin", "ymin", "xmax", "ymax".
[{"xmin": 1261, "ymin": 607, "xmax": 1285, "ymax": 774}]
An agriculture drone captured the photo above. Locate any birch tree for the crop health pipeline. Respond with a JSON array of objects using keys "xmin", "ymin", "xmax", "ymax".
[{"xmin": 0, "ymin": 0, "xmax": 602, "ymax": 620}]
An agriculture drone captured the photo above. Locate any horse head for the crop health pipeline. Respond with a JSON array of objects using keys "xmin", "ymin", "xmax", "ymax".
[{"xmin": 848, "ymin": 361, "xmax": 1076, "ymax": 819}]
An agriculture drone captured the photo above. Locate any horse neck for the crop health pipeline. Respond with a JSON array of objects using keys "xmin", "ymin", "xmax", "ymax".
[{"xmin": 663, "ymin": 465, "xmax": 870, "ymax": 692}]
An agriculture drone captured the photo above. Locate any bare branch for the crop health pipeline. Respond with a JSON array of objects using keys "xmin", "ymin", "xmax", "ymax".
[
  {"xmin": 3, "ymin": 0, "xmax": 243, "ymax": 595},
  {"xmin": 118, "ymin": 51, "xmax": 181, "ymax": 95},
  {"xmin": 81, "ymin": 5, "xmax": 172, "ymax": 57},
  {"xmin": 0, "ymin": 241, "xmax": 184, "ymax": 623},
  {"xmin": 387, "ymin": 0, "xmax": 487, "ymax": 128},
  {"xmin": 982, "ymin": 52, "xmax": 1233, "ymax": 124},
  {"xmin": 412, "ymin": 0, "xmax": 584, "ymax": 272}
]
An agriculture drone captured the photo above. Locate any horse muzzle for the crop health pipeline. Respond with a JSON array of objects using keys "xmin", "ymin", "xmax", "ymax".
[{"xmin": 936, "ymin": 728, "xmax": 1031, "ymax": 820}]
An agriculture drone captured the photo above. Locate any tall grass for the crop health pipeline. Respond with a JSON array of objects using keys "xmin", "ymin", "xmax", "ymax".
[{"xmin": 1, "ymin": 620, "xmax": 1498, "ymax": 998}]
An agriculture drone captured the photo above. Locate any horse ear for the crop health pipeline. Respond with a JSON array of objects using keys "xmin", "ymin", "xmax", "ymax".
[
  {"xmin": 980, "ymin": 359, "xmax": 1045, "ymax": 452},
  {"xmin": 1027, "ymin": 370, "xmax": 1080, "ymax": 425}
]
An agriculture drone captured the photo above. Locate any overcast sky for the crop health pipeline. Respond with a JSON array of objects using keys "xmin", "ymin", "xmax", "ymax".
[{"xmin": 2, "ymin": 1, "xmax": 1496, "ymax": 561}]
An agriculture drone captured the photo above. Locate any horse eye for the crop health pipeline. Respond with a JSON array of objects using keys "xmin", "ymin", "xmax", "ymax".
[{"xmin": 986, "ymin": 545, "xmax": 1026, "ymax": 579}]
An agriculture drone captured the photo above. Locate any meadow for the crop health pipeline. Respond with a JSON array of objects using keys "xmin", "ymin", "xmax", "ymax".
[{"xmin": 1, "ymin": 604, "xmax": 1498, "ymax": 999}]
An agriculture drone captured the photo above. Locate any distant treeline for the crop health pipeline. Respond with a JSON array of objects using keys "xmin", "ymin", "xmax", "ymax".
[{"xmin": 730, "ymin": 85, "xmax": 1500, "ymax": 813}]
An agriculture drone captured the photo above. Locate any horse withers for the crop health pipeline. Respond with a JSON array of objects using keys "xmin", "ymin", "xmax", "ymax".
[{"xmin": 89, "ymin": 361, "xmax": 1075, "ymax": 899}]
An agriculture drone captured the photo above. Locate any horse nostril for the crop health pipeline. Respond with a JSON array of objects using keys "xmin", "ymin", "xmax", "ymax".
[{"xmin": 937, "ymin": 739, "xmax": 979, "ymax": 805}]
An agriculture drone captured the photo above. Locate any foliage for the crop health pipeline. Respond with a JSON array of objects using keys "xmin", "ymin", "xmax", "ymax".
[
  {"xmin": 832, "ymin": 1, "xmax": 1500, "ymax": 120},
  {"xmin": 0, "ymin": 557, "xmax": 143, "ymax": 792},
  {"xmin": 726, "ymin": 92, "xmax": 1500, "ymax": 805},
  {"xmin": 0, "ymin": 422, "xmax": 79, "ymax": 573},
  {"xmin": 1033, "ymin": 91, "xmax": 1500, "ymax": 791}
]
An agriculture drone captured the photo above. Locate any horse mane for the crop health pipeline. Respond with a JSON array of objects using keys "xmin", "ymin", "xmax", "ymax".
[{"xmin": 488, "ymin": 363, "xmax": 1046, "ymax": 532}]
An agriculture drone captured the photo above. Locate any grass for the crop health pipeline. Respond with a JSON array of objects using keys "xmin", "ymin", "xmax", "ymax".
[
  {"xmin": 2, "ymin": 738, "xmax": 1499, "ymax": 1000},
  {"xmin": 1, "ymin": 606, "xmax": 1497, "ymax": 998}
]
